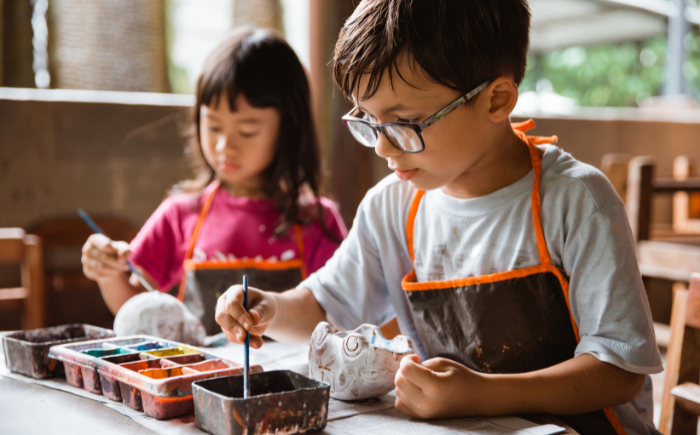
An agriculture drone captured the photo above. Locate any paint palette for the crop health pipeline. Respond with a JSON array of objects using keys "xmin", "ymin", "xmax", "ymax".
[
  {"xmin": 193, "ymin": 370, "xmax": 330, "ymax": 435},
  {"xmin": 49, "ymin": 335, "xmax": 263, "ymax": 419},
  {"xmin": 2, "ymin": 324, "xmax": 115, "ymax": 379}
]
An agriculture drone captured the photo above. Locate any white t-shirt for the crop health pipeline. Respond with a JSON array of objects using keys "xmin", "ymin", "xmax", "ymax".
[{"xmin": 301, "ymin": 144, "xmax": 663, "ymax": 435}]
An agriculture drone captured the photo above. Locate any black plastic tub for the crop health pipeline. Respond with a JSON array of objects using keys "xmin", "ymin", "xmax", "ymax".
[
  {"xmin": 2, "ymin": 324, "xmax": 114, "ymax": 379},
  {"xmin": 193, "ymin": 370, "xmax": 330, "ymax": 435}
]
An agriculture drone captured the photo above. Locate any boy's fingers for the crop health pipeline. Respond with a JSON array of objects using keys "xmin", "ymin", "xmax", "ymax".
[
  {"xmin": 395, "ymin": 370, "xmax": 424, "ymax": 401},
  {"xmin": 398, "ymin": 355, "xmax": 435, "ymax": 389},
  {"xmin": 395, "ymin": 395, "xmax": 421, "ymax": 419},
  {"xmin": 249, "ymin": 335, "xmax": 264, "ymax": 349},
  {"xmin": 421, "ymin": 357, "xmax": 453, "ymax": 373}
]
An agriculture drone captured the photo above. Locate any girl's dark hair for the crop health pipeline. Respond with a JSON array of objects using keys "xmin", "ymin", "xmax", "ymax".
[
  {"xmin": 333, "ymin": 0, "xmax": 531, "ymax": 101},
  {"xmin": 173, "ymin": 28, "xmax": 337, "ymax": 240}
]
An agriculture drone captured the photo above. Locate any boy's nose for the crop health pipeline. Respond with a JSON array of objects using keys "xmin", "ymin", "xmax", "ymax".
[{"xmin": 374, "ymin": 132, "xmax": 402, "ymax": 159}]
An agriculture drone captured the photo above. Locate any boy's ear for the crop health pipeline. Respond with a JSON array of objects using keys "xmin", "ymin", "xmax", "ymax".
[{"xmin": 482, "ymin": 77, "xmax": 518, "ymax": 123}]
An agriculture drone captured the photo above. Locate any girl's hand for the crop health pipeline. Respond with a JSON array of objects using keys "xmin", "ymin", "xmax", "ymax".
[
  {"xmin": 215, "ymin": 285, "xmax": 278, "ymax": 349},
  {"xmin": 395, "ymin": 355, "xmax": 489, "ymax": 419},
  {"xmin": 81, "ymin": 234, "xmax": 131, "ymax": 283}
]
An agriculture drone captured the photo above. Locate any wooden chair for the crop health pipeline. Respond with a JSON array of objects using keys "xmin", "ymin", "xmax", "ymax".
[
  {"xmin": 626, "ymin": 157, "xmax": 700, "ymax": 283},
  {"xmin": 660, "ymin": 274, "xmax": 700, "ymax": 434},
  {"xmin": 0, "ymin": 228, "xmax": 46, "ymax": 329},
  {"xmin": 30, "ymin": 217, "xmax": 137, "ymax": 327}
]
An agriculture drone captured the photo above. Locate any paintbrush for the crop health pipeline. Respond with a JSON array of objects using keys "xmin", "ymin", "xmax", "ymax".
[
  {"xmin": 243, "ymin": 274, "xmax": 250, "ymax": 398},
  {"xmin": 77, "ymin": 208, "xmax": 157, "ymax": 293}
]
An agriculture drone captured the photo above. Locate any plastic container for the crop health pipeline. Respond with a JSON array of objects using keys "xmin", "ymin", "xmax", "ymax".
[
  {"xmin": 2, "ymin": 324, "xmax": 115, "ymax": 379},
  {"xmin": 193, "ymin": 370, "xmax": 330, "ymax": 435},
  {"xmin": 49, "ymin": 335, "xmax": 262, "ymax": 419}
]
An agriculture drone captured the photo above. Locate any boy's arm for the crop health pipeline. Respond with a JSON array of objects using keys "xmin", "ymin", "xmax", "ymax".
[
  {"xmin": 216, "ymin": 286, "xmax": 326, "ymax": 348},
  {"xmin": 395, "ymin": 353, "xmax": 645, "ymax": 419}
]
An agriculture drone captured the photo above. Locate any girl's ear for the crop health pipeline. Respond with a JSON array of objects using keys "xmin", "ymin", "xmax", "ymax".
[{"xmin": 482, "ymin": 77, "xmax": 519, "ymax": 123}]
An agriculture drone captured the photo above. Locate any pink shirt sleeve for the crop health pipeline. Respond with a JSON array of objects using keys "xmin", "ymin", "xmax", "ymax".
[
  {"xmin": 304, "ymin": 198, "xmax": 348, "ymax": 275},
  {"xmin": 129, "ymin": 196, "xmax": 188, "ymax": 291}
]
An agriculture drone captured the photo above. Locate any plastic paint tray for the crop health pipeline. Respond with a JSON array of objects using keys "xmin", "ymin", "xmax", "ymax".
[
  {"xmin": 2, "ymin": 324, "xmax": 115, "ymax": 379},
  {"xmin": 193, "ymin": 370, "xmax": 330, "ymax": 435},
  {"xmin": 49, "ymin": 335, "xmax": 262, "ymax": 419}
]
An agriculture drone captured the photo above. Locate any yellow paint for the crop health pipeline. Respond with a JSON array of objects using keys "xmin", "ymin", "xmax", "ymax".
[{"xmin": 143, "ymin": 346, "xmax": 200, "ymax": 358}]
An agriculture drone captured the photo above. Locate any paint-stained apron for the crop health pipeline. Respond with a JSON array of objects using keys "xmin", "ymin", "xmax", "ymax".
[
  {"xmin": 178, "ymin": 182, "xmax": 307, "ymax": 335},
  {"xmin": 401, "ymin": 120, "xmax": 627, "ymax": 435}
]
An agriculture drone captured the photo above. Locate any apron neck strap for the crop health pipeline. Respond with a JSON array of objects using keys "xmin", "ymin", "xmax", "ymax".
[
  {"xmin": 512, "ymin": 120, "xmax": 557, "ymax": 266},
  {"xmin": 406, "ymin": 120, "xmax": 557, "ymax": 267},
  {"xmin": 185, "ymin": 180, "xmax": 221, "ymax": 261}
]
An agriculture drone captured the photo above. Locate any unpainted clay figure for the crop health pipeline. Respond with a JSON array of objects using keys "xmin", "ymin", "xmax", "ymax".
[
  {"xmin": 309, "ymin": 322, "xmax": 413, "ymax": 400},
  {"xmin": 113, "ymin": 292, "xmax": 206, "ymax": 346}
]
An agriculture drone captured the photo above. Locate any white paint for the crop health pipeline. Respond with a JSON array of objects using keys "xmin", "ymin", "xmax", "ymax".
[
  {"xmin": 309, "ymin": 322, "xmax": 414, "ymax": 401},
  {"xmin": 113, "ymin": 292, "xmax": 206, "ymax": 346}
]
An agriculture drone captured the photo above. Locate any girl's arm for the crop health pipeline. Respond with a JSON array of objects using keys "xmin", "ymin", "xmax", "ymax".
[
  {"xmin": 395, "ymin": 353, "xmax": 646, "ymax": 419},
  {"xmin": 82, "ymin": 234, "xmax": 159, "ymax": 314}
]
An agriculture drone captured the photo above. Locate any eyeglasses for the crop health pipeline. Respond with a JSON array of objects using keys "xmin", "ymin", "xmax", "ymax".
[{"xmin": 342, "ymin": 80, "xmax": 491, "ymax": 153}]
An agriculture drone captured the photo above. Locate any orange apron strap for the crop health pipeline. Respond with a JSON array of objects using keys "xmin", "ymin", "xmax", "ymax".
[
  {"xmin": 406, "ymin": 190, "xmax": 425, "ymax": 264},
  {"xmin": 178, "ymin": 181, "xmax": 221, "ymax": 302},
  {"xmin": 512, "ymin": 121, "xmax": 557, "ymax": 266},
  {"xmin": 293, "ymin": 224, "xmax": 308, "ymax": 279}
]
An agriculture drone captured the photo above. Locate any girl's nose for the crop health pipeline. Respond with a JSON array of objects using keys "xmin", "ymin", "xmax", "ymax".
[
  {"xmin": 374, "ymin": 132, "xmax": 402, "ymax": 159},
  {"xmin": 215, "ymin": 136, "xmax": 228, "ymax": 152}
]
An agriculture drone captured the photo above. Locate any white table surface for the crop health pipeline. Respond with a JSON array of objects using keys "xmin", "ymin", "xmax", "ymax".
[{"xmin": 0, "ymin": 334, "xmax": 578, "ymax": 435}]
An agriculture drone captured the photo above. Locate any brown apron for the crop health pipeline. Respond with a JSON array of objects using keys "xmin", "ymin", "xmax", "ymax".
[
  {"xmin": 178, "ymin": 182, "xmax": 307, "ymax": 335},
  {"xmin": 401, "ymin": 120, "xmax": 627, "ymax": 435}
]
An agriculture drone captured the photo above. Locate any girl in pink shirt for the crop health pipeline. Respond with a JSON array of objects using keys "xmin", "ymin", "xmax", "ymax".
[{"xmin": 81, "ymin": 28, "xmax": 347, "ymax": 333}]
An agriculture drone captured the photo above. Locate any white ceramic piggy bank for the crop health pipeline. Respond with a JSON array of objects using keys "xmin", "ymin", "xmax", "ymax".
[{"xmin": 309, "ymin": 322, "xmax": 414, "ymax": 400}]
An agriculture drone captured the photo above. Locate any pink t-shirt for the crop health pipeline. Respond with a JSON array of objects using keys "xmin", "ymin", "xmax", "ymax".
[{"xmin": 129, "ymin": 182, "xmax": 348, "ymax": 292}]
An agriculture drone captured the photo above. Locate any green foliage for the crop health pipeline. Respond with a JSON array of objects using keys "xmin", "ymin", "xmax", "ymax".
[{"xmin": 520, "ymin": 30, "xmax": 700, "ymax": 107}]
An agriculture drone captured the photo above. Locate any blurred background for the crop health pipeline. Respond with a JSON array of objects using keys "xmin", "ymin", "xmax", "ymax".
[{"xmin": 1, "ymin": 0, "xmax": 699, "ymax": 356}]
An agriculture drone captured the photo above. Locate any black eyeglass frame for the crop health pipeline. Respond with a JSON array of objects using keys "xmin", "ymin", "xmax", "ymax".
[{"xmin": 341, "ymin": 80, "xmax": 491, "ymax": 153}]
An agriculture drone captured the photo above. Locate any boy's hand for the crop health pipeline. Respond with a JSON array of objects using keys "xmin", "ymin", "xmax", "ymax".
[
  {"xmin": 395, "ymin": 354, "xmax": 487, "ymax": 419},
  {"xmin": 82, "ymin": 234, "xmax": 131, "ymax": 283},
  {"xmin": 215, "ymin": 285, "xmax": 278, "ymax": 349}
]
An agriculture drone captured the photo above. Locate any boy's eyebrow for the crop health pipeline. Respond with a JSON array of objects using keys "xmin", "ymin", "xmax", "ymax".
[{"xmin": 357, "ymin": 103, "xmax": 411, "ymax": 117}]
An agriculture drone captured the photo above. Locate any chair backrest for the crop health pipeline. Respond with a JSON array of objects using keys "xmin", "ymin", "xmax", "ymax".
[
  {"xmin": 627, "ymin": 157, "xmax": 700, "ymax": 242},
  {"xmin": 29, "ymin": 217, "xmax": 137, "ymax": 327},
  {"xmin": 660, "ymin": 274, "xmax": 700, "ymax": 434},
  {"xmin": 0, "ymin": 228, "xmax": 45, "ymax": 329}
]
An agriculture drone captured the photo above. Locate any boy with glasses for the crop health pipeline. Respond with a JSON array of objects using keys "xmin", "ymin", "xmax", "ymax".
[{"xmin": 216, "ymin": 1, "xmax": 662, "ymax": 433}]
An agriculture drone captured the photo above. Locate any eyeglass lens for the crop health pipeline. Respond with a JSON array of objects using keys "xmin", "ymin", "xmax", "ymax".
[
  {"xmin": 346, "ymin": 121, "xmax": 422, "ymax": 152},
  {"xmin": 383, "ymin": 125, "xmax": 423, "ymax": 152}
]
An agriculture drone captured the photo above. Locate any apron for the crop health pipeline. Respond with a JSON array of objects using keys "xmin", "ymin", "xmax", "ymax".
[
  {"xmin": 178, "ymin": 181, "xmax": 307, "ymax": 335},
  {"xmin": 401, "ymin": 120, "xmax": 627, "ymax": 435}
]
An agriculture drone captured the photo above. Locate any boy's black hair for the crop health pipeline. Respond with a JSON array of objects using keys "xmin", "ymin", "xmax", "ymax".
[
  {"xmin": 174, "ymin": 28, "xmax": 337, "ymax": 241},
  {"xmin": 333, "ymin": 0, "xmax": 531, "ymax": 101}
]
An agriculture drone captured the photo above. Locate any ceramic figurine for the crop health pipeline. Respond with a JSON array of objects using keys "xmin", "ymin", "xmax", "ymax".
[
  {"xmin": 114, "ymin": 292, "xmax": 206, "ymax": 346},
  {"xmin": 309, "ymin": 322, "xmax": 414, "ymax": 400}
]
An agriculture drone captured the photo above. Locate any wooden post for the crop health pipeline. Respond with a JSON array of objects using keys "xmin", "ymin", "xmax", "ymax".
[
  {"xmin": 1, "ymin": 0, "xmax": 34, "ymax": 88},
  {"xmin": 626, "ymin": 156, "xmax": 655, "ymax": 242},
  {"xmin": 22, "ymin": 235, "xmax": 46, "ymax": 329},
  {"xmin": 309, "ymin": 0, "xmax": 379, "ymax": 228},
  {"xmin": 660, "ymin": 287, "xmax": 688, "ymax": 434}
]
